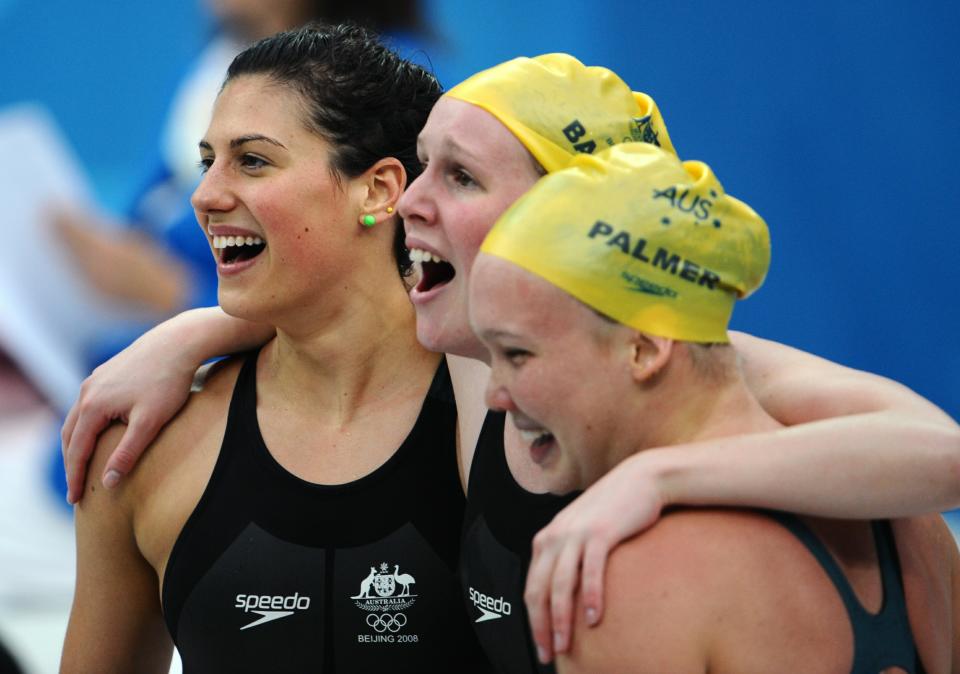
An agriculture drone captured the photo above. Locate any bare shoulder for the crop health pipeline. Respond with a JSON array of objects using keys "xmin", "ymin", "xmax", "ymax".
[
  {"xmin": 892, "ymin": 514, "xmax": 960, "ymax": 591},
  {"xmin": 893, "ymin": 513, "xmax": 959, "ymax": 551},
  {"xmin": 560, "ymin": 508, "xmax": 800, "ymax": 673},
  {"xmin": 97, "ymin": 357, "xmax": 239, "ymax": 496},
  {"xmin": 891, "ymin": 515, "xmax": 959, "ymax": 672},
  {"xmin": 562, "ymin": 510, "xmax": 958, "ymax": 674},
  {"xmin": 96, "ymin": 356, "xmax": 244, "ymax": 573},
  {"xmin": 601, "ymin": 507, "xmax": 798, "ymax": 586}
]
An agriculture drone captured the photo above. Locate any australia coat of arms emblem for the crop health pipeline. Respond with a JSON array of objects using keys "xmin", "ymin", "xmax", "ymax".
[{"xmin": 352, "ymin": 562, "xmax": 417, "ymax": 612}]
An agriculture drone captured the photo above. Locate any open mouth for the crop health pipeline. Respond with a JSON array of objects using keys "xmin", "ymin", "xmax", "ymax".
[
  {"xmin": 518, "ymin": 428, "xmax": 555, "ymax": 449},
  {"xmin": 518, "ymin": 426, "xmax": 556, "ymax": 465},
  {"xmin": 410, "ymin": 248, "xmax": 455, "ymax": 292},
  {"xmin": 213, "ymin": 235, "xmax": 266, "ymax": 265},
  {"xmin": 509, "ymin": 412, "xmax": 556, "ymax": 464}
]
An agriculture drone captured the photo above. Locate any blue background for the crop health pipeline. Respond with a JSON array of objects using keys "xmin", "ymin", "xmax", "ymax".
[{"xmin": 1, "ymin": 0, "xmax": 957, "ymax": 421}]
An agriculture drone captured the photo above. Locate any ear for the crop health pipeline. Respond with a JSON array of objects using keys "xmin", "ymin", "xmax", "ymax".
[
  {"xmin": 628, "ymin": 332, "xmax": 674, "ymax": 384},
  {"xmin": 359, "ymin": 157, "xmax": 406, "ymax": 217}
]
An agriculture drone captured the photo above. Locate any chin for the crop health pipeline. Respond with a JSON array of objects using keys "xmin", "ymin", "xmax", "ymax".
[
  {"xmin": 415, "ymin": 316, "xmax": 481, "ymax": 359},
  {"xmin": 542, "ymin": 470, "xmax": 580, "ymax": 497},
  {"xmin": 544, "ymin": 448, "xmax": 587, "ymax": 495},
  {"xmin": 414, "ymin": 319, "xmax": 446, "ymax": 355},
  {"xmin": 218, "ymin": 293, "xmax": 272, "ymax": 324}
]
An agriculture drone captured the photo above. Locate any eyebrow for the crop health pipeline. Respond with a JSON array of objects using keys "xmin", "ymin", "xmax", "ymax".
[
  {"xmin": 480, "ymin": 328, "xmax": 522, "ymax": 341},
  {"xmin": 418, "ymin": 135, "xmax": 482, "ymax": 164},
  {"xmin": 197, "ymin": 134, "xmax": 287, "ymax": 152},
  {"xmin": 441, "ymin": 136, "xmax": 481, "ymax": 162}
]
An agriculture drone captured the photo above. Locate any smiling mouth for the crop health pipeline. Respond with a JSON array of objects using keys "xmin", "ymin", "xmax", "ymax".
[
  {"xmin": 213, "ymin": 235, "xmax": 266, "ymax": 265},
  {"xmin": 410, "ymin": 248, "xmax": 455, "ymax": 292},
  {"xmin": 518, "ymin": 428, "xmax": 555, "ymax": 449}
]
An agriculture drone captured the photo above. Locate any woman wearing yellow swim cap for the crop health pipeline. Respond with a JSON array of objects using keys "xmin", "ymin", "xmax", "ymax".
[{"xmin": 61, "ymin": 49, "xmax": 960, "ymax": 673}]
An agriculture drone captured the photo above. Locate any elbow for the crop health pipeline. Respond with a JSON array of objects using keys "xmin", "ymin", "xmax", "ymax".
[
  {"xmin": 939, "ymin": 423, "xmax": 960, "ymax": 508},
  {"xmin": 950, "ymin": 430, "xmax": 960, "ymax": 505}
]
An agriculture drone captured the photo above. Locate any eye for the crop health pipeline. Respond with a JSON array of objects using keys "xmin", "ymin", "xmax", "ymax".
[
  {"xmin": 451, "ymin": 167, "xmax": 477, "ymax": 188},
  {"xmin": 503, "ymin": 348, "xmax": 531, "ymax": 367},
  {"xmin": 197, "ymin": 157, "xmax": 213, "ymax": 175},
  {"xmin": 240, "ymin": 154, "xmax": 268, "ymax": 171}
]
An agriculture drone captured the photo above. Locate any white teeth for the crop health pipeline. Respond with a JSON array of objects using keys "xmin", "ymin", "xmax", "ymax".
[
  {"xmin": 212, "ymin": 235, "xmax": 264, "ymax": 249},
  {"xmin": 409, "ymin": 247, "xmax": 447, "ymax": 264},
  {"xmin": 518, "ymin": 429, "xmax": 552, "ymax": 445}
]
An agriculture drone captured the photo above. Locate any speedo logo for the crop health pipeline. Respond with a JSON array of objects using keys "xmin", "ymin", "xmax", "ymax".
[
  {"xmin": 235, "ymin": 592, "xmax": 311, "ymax": 631},
  {"xmin": 468, "ymin": 587, "xmax": 512, "ymax": 623}
]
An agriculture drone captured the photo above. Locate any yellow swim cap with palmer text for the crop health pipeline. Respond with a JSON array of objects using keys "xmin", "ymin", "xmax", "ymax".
[
  {"xmin": 446, "ymin": 53, "xmax": 675, "ymax": 172},
  {"xmin": 480, "ymin": 144, "xmax": 770, "ymax": 343}
]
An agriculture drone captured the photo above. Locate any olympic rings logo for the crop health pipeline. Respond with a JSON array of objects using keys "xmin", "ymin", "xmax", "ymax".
[{"xmin": 366, "ymin": 612, "xmax": 407, "ymax": 633}]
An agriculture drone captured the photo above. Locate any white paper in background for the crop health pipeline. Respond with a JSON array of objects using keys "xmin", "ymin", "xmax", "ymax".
[{"xmin": 0, "ymin": 103, "xmax": 152, "ymax": 412}]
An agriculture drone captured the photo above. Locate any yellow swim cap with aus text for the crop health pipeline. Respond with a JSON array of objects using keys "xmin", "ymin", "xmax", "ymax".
[
  {"xmin": 446, "ymin": 53, "xmax": 675, "ymax": 172},
  {"xmin": 480, "ymin": 144, "xmax": 770, "ymax": 343}
]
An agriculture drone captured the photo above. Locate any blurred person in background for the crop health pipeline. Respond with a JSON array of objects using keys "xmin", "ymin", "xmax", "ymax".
[{"xmin": 0, "ymin": 638, "xmax": 24, "ymax": 674}]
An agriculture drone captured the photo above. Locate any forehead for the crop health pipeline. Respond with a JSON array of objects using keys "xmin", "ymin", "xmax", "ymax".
[
  {"xmin": 419, "ymin": 97, "xmax": 536, "ymax": 167},
  {"xmin": 207, "ymin": 75, "xmax": 312, "ymax": 142},
  {"xmin": 470, "ymin": 254, "xmax": 588, "ymax": 337}
]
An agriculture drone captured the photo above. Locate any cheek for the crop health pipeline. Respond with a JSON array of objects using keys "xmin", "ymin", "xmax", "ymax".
[
  {"xmin": 512, "ymin": 365, "xmax": 550, "ymax": 408},
  {"xmin": 259, "ymin": 185, "xmax": 344, "ymax": 246},
  {"xmin": 449, "ymin": 213, "xmax": 497, "ymax": 275},
  {"xmin": 463, "ymin": 185, "xmax": 533, "ymax": 255}
]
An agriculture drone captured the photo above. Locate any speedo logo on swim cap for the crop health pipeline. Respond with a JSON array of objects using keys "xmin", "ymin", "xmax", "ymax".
[
  {"xmin": 468, "ymin": 587, "xmax": 513, "ymax": 623},
  {"xmin": 234, "ymin": 592, "xmax": 311, "ymax": 630},
  {"xmin": 587, "ymin": 220, "xmax": 721, "ymax": 291}
]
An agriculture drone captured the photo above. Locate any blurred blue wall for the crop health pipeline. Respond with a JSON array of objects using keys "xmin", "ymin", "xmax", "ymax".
[{"xmin": 1, "ymin": 0, "xmax": 957, "ymax": 419}]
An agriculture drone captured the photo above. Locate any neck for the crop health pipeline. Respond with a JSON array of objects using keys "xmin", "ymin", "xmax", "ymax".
[
  {"xmin": 605, "ymin": 352, "xmax": 781, "ymax": 475},
  {"xmin": 259, "ymin": 277, "xmax": 438, "ymax": 426}
]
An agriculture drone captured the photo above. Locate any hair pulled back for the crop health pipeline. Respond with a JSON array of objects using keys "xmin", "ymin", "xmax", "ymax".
[{"xmin": 225, "ymin": 22, "xmax": 442, "ymax": 276}]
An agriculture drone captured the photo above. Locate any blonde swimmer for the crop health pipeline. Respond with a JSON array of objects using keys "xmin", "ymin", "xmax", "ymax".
[
  {"xmin": 61, "ymin": 52, "xmax": 960, "ymax": 671},
  {"xmin": 471, "ymin": 143, "xmax": 958, "ymax": 672}
]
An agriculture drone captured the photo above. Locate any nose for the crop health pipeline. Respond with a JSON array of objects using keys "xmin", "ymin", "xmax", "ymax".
[
  {"xmin": 484, "ymin": 374, "xmax": 516, "ymax": 413},
  {"xmin": 190, "ymin": 163, "xmax": 235, "ymax": 216},
  {"xmin": 397, "ymin": 170, "xmax": 434, "ymax": 227}
]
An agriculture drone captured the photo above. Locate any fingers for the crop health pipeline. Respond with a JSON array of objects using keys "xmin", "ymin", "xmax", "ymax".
[
  {"xmin": 548, "ymin": 542, "xmax": 583, "ymax": 656},
  {"xmin": 579, "ymin": 539, "xmax": 610, "ymax": 628},
  {"xmin": 525, "ymin": 530, "xmax": 560, "ymax": 664},
  {"xmin": 61, "ymin": 400, "xmax": 79, "ymax": 453},
  {"xmin": 101, "ymin": 412, "xmax": 160, "ymax": 489},
  {"xmin": 63, "ymin": 401, "xmax": 110, "ymax": 504}
]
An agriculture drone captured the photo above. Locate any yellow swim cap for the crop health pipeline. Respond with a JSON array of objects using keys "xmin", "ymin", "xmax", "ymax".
[
  {"xmin": 480, "ymin": 144, "xmax": 770, "ymax": 343},
  {"xmin": 446, "ymin": 53, "xmax": 675, "ymax": 172}
]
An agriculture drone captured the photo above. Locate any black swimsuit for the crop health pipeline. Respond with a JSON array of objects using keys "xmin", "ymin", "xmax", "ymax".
[
  {"xmin": 769, "ymin": 511, "xmax": 926, "ymax": 673},
  {"xmin": 460, "ymin": 411, "xmax": 578, "ymax": 674},
  {"xmin": 458, "ymin": 409, "xmax": 927, "ymax": 674},
  {"xmin": 162, "ymin": 351, "xmax": 488, "ymax": 673}
]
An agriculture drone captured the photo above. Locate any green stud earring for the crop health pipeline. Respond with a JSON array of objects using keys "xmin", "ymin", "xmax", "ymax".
[{"xmin": 361, "ymin": 214, "xmax": 376, "ymax": 227}]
